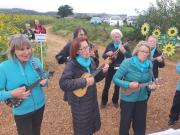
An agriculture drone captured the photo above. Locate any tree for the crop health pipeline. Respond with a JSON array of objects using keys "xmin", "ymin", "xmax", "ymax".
[{"xmin": 57, "ymin": 5, "xmax": 73, "ymax": 18}]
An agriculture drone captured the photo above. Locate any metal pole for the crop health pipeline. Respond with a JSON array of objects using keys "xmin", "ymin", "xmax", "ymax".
[{"xmin": 40, "ymin": 41, "xmax": 43, "ymax": 68}]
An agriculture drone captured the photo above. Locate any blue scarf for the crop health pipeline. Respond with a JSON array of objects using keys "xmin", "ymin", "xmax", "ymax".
[
  {"xmin": 76, "ymin": 55, "xmax": 91, "ymax": 73},
  {"xmin": 114, "ymin": 41, "xmax": 122, "ymax": 49},
  {"xmin": 132, "ymin": 56, "xmax": 150, "ymax": 72},
  {"xmin": 151, "ymin": 48, "xmax": 156, "ymax": 58}
]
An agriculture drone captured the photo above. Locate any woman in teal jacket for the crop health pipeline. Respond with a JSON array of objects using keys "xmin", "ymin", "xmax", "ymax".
[
  {"xmin": 0, "ymin": 34, "xmax": 47, "ymax": 135},
  {"xmin": 168, "ymin": 62, "xmax": 180, "ymax": 126},
  {"xmin": 113, "ymin": 41, "xmax": 157, "ymax": 135}
]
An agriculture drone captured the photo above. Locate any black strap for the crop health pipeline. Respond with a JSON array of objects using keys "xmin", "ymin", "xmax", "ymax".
[
  {"xmin": 150, "ymin": 67, "xmax": 155, "ymax": 81},
  {"xmin": 31, "ymin": 60, "xmax": 43, "ymax": 78}
]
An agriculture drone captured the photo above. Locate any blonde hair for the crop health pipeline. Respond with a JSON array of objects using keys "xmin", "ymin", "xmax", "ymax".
[
  {"xmin": 8, "ymin": 34, "xmax": 32, "ymax": 59},
  {"xmin": 132, "ymin": 41, "xmax": 151, "ymax": 58},
  {"xmin": 110, "ymin": 29, "xmax": 123, "ymax": 39}
]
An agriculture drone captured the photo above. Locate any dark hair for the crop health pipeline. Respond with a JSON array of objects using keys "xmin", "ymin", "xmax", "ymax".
[
  {"xmin": 73, "ymin": 26, "xmax": 88, "ymax": 39},
  {"xmin": 70, "ymin": 37, "xmax": 88, "ymax": 58}
]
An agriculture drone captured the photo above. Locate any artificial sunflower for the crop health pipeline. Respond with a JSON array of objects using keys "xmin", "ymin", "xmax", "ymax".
[
  {"xmin": 167, "ymin": 27, "xmax": 178, "ymax": 37},
  {"xmin": 162, "ymin": 43, "xmax": 176, "ymax": 57},
  {"xmin": 141, "ymin": 23, "xmax": 150, "ymax": 36},
  {"xmin": 152, "ymin": 29, "xmax": 161, "ymax": 38}
]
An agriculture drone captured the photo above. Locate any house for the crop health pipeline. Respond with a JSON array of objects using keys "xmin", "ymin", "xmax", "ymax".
[
  {"xmin": 108, "ymin": 16, "xmax": 124, "ymax": 26},
  {"xmin": 90, "ymin": 17, "xmax": 102, "ymax": 24}
]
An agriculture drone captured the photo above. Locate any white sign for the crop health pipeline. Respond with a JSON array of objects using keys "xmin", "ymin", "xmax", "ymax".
[
  {"xmin": 148, "ymin": 128, "xmax": 180, "ymax": 135},
  {"xmin": 35, "ymin": 34, "xmax": 46, "ymax": 42}
]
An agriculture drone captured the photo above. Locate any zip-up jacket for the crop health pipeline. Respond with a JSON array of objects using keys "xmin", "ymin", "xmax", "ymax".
[
  {"xmin": 113, "ymin": 57, "xmax": 153, "ymax": 102},
  {"xmin": 0, "ymin": 57, "xmax": 46, "ymax": 115},
  {"xmin": 176, "ymin": 62, "xmax": 180, "ymax": 91}
]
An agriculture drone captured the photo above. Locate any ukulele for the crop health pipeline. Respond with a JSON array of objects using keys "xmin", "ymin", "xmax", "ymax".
[
  {"xmin": 151, "ymin": 52, "xmax": 167, "ymax": 62},
  {"xmin": 73, "ymin": 64, "xmax": 105, "ymax": 97},
  {"xmin": 4, "ymin": 70, "xmax": 54, "ymax": 108},
  {"xmin": 73, "ymin": 42, "xmax": 129, "ymax": 97},
  {"xmin": 121, "ymin": 78, "xmax": 162, "ymax": 95},
  {"xmin": 108, "ymin": 42, "xmax": 129, "ymax": 59}
]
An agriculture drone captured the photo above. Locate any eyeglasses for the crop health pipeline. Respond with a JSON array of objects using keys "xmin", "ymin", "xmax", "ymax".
[
  {"xmin": 139, "ymin": 50, "xmax": 149, "ymax": 54},
  {"xmin": 79, "ymin": 45, "xmax": 89, "ymax": 51},
  {"xmin": 78, "ymin": 32, "xmax": 86, "ymax": 37}
]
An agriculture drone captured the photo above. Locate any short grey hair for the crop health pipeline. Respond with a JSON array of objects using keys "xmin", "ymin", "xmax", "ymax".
[
  {"xmin": 132, "ymin": 41, "xmax": 151, "ymax": 58},
  {"xmin": 110, "ymin": 29, "xmax": 123, "ymax": 39},
  {"xmin": 8, "ymin": 34, "xmax": 32, "ymax": 59}
]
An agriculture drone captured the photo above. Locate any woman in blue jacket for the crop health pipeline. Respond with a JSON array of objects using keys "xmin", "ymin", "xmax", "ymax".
[
  {"xmin": 0, "ymin": 34, "xmax": 47, "ymax": 135},
  {"xmin": 168, "ymin": 62, "xmax": 180, "ymax": 126},
  {"xmin": 113, "ymin": 41, "xmax": 157, "ymax": 135}
]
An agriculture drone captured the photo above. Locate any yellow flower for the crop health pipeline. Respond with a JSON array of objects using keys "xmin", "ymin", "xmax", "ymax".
[
  {"xmin": 152, "ymin": 29, "xmax": 161, "ymax": 38},
  {"xmin": 141, "ymin": 23, "xmax": 150, "ymax": 36},
  {"xmin": 162, "ymin": 43, "xmax": 176, "ymax": 57},
  {"xmin": 167, "ymin": 27, "xmax": 178, "ymax": 37}
]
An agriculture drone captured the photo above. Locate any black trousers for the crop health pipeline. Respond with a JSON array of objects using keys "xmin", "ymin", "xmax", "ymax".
[
  {"xmin": 14, "ymin": 105, "xmax": 45, "ymax": 135},
  {"xmin": 119, "ymin": 100, "xmax": 147, "ymax": 135},
  {"xmin": 147, "ymin": 91, "xmax": 151, "ymax": 101},
  {"xmin": 169, "ymin": 91, "xmax": 180, "ymax": 120},
  {"xmin": 101, "ymin": 67, "xmax": 119, "ymax": 105}
]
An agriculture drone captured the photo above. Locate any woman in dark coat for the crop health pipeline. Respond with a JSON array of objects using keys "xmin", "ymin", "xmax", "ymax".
[
  {"xmin": 23, "ymin": 23, "xmax": 35, "ymax": 40},
  {"xmin": 147, "ymin": 35, "xmax": 165, "ymax": 100},
  {"xmin": 59, "ymin": 37, "xmax": 109, "ymax": 135},
  {"xmin": 101, "ymin": 29, "xmax": 131, "ymax": 108}
]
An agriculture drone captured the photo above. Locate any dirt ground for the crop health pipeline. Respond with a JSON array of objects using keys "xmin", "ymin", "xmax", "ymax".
[{"xmin": 0, "ymin": 26, "xmax": 180, "ymax": 135}]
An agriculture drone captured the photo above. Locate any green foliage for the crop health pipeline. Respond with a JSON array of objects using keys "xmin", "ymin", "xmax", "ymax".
[
  {"xmin": 0, "ymin": 14, "xmax": 55, "ymax": 63},
  {"xmin": 159, "ymin": 34, "xmax": 180, "ymax": 45},
  {"xmin": 57, "ymin": 5, "xmax": 73, "ymax": 18},
  {"xmin": 52, "ymin": 17, "xmax": 180, "ymax": 59},
  {"xmin": 136, "ymin": 0, "xmax": 179, "ymax": 39},
  {"xmin": 52, "ymin": 18, "xmax": 135, "ymax": 46}
]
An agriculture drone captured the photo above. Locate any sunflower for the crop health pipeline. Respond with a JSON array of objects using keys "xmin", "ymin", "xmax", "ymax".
[
  {"xmin": 152, "ymin": 29, "xmax": 161, "ymax": 38},
  {"xmin": 162, "ymin": 43, "xmax": 176, "ymax": 57},
  {"xmin": 167, "ymin": 27, "xmax": 178, "ymax": 37},
  {"xmin": 141, "ymin": 23, "xmax": 150, "ymax": 36}
]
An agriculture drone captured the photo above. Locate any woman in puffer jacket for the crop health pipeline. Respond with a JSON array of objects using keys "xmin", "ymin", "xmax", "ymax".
[
  {"xmin": 113, "ymin": 41, "xmax": 157, "ymax": 135},
  {"xmin": 60, "ymin": 37, "xmax": 109, "ymax": 135}
]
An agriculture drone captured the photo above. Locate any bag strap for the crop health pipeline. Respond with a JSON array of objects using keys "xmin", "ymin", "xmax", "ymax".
[
  {"xmin": 149, "ymin": 67, "xmax": 155, "ymax": 81},
  {"xmin": 31, "ymin": 60, "xmax": 42, "ymax": 78}
]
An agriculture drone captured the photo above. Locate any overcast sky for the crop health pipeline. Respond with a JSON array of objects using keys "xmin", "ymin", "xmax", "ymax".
[{"xmin": 0, "ymin": 0, "xmax": 158, "ymax": 15}]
